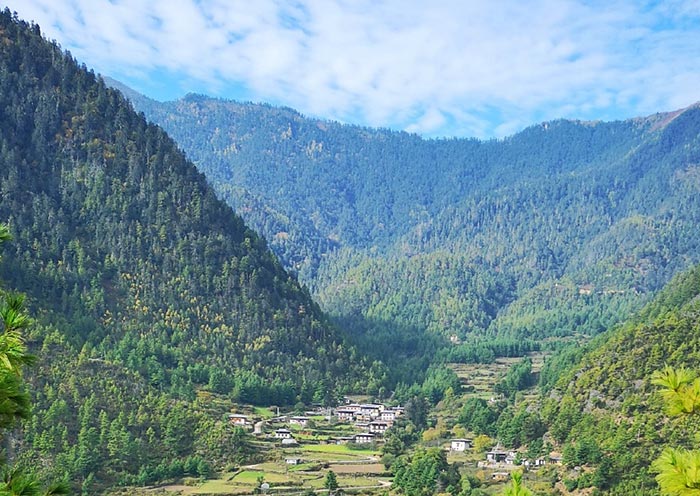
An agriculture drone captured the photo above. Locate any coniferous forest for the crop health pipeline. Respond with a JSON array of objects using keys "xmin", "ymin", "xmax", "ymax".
[
  {"xmin": 0, "ymin": 10, "xmax": 368, "ymax": 489},
  {"xmin": 115, "ymin": 78, "xmax": 700, "ymax": 349},
  {"xmin": 2, "ymin": 7, "xmax": 700, "ymax": 495}
]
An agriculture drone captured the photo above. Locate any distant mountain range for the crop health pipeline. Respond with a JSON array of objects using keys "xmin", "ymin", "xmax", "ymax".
[{"xmin": 111, "ymin": 77, "xmax": 700, "ymax": 350}]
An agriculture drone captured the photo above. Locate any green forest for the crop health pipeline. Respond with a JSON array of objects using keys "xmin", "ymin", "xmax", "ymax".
[
  {"xmin": 0, "ymin": 10, "xmax": 372, "ymax": 490},
  {"xmin": 2, "ymin": 7, "xmax": 700, "ymax": 495},
  {"xmin": 116, "ymin": 76, "xmax": 700, "ymax": 357}
]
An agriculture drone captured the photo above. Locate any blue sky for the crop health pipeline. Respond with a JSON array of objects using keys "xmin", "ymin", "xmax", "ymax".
[{"xmin": 8, "ymin": 0, "xmax": 700, "ymax": 138}]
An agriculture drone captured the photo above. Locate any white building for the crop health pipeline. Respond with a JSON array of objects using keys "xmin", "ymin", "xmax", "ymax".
[
  {"xmin": 354, "ymin": 432, "xmax": 375, "ymax": 444},
  {"xmin": 289, "ymin": 416, "xmax": 309, "ymax": 427},
  {"xmin": 228, "ymin": 414, "xmax": 249, "ymax": 426},
  {"xmin": 369, "ymin": 421, "xmax": 390, "ymax": 434},
  {"xmin": 274, "ymin": 428, "xmax": 292, "ymax": 439},
  {"xmin": 450, "ymin": 439, "xmax": 472, "ymax": 452}
]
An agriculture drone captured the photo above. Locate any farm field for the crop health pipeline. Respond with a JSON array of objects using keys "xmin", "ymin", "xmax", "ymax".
[
  {"xmin": 153, "ymin": 442, "xmax": 387, "ymax": 495},
  {"xmin": 301, "ymin": 444, "xmax": 379, "ymax": 456},
  {"xmin": 120, "ymin": 354, "xmax": 556, "ymax": 496},
  {"xmin": 139, "ymin": 357, "xmax": 553, "ymax": 496},
  {"xmin": 448, "ymin": 351, "xmax": 548, "ymax": 398}
]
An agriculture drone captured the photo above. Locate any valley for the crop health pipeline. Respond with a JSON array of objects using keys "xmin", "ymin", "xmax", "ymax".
[
  {"xmin": 0, "ymin": 7, "xmax": 699, "ymax": 495},
  {"xmin": 107, "ymin": 352, "xmax": 547, "ymax": 496}
]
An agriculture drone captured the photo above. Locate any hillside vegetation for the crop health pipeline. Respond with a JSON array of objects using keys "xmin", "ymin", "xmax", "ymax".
[
  {"xmin": 539, "ymin": 264, "xmax": 700, "ymax": 494},
  {"xmin": 115, "ymin": 79, "xmax": 700, "ymax": 359},
  {"xmin": 4, "ymin": 7, "xmax": 700, "ymax": 494},
  {"xmin": 0, "ymin": 10, "xmax": 369, "ymax": 490}
]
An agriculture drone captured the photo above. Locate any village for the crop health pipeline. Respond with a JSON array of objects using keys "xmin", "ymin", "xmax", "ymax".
[
  {"xmin": 226, "ymin": 401, "xmax": 406, "ymax": 451},
  {"xmin": 226, "ymin": 399, "xmax": 559, "ymax": 480},
  {"xmin": 151, "ymin": 355, "xmax": 570, "ymax": 494}
]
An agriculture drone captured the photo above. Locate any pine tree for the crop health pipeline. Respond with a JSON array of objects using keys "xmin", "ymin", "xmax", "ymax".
[{"xmin": 324, "ymin": 470, "xmax": 338, "ymax": 492}]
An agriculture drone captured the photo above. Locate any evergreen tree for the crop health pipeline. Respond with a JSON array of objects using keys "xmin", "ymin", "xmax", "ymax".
[
  {"xmin": 324, "ymin": 470, "xmax": 338, "ymax": 492},
  {"xmin": 0, "ymin": 10, "xmax": 373, "ymax": 487}
]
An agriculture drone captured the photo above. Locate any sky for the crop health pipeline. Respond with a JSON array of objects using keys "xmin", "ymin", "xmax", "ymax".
[{"xmin": 8, "ymin": 0, "xmax": 700, "ymax": 138}]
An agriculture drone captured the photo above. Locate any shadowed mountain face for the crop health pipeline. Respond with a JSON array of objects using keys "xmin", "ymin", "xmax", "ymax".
[{"xmin": 113, "ymin": 80, "xmax": 700, "ymax": 344}]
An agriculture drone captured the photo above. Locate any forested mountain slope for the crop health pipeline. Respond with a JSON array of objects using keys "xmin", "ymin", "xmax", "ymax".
[
  {"xmin": 540, "ymin": 264, "xmax": 700, "ymax": 494},
  {"xmin": 0, "ymin": 10, "xmax": 368, "ymax": 489},
  {"xmin": 113, "ymin": 79, "xmax": 700, "ymax": 346}
]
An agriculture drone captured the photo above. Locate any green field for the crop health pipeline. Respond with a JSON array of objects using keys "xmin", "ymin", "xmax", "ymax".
[
  {"xmin": 302, "ymin": 443, "xmax": 379, "ymax": 456},
  {"xmin": 232, "ymin": 470, "xmax": 293, "ymax": 484},
  {"xmin": 299, "ymin": 451, "xmax": 368, "ymax": 462},
  {"xmin": 155, "ymin": 462, "xmax": 388, "ymax": 495},
  {"xmin": 327, "ymin": 463, "xmax": 387, "ymax": 474},
  {"xmin": 253, "ymin": 406, "xmax": 276, "ymax": 419}
]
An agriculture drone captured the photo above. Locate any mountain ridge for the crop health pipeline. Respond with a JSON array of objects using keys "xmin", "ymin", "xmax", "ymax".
[{"xmin": 105, "ymin": 76, "xmax": 700, "ymax": 142}]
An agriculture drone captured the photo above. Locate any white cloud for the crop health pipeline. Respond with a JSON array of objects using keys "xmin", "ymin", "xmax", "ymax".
[
  {"xmin": 406, "ymin": 107, "xmax": 447, "ymax": 135},
  {"xmin": 8, "ymin": 0, "xmax": 700, "ymax": 138}
]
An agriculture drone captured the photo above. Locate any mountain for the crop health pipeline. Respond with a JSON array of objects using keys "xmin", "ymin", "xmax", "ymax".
[
  {"xmin": 0, "ymin": 10, "xmax": 368, "ymax": 489},
  {"xmin": 539, "ymin": 263, "xmax": 700, "ymax": 494},
  {"xmin": 113, "ymin": 81, "xmax": 700, "ymax": 353}
]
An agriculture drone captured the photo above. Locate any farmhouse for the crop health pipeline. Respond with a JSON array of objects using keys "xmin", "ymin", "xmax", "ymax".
[
  {"xmin": 369, "ymin": 421, "xmax": 390, "ymax": 434},
  {"xmin": 354, "ymin": 421, "xmax": 370, "ymax": 430},
  {"xmin": 274, "ymin": 428, "xmax": 292, "ymax": 439},
  {"xmin": 523, "ymin": 458, "xmax": 547, "ymax": 468},
  {"xmin": 285, "ymin": 457, "xmax": 303, "ymax": 465},
  {"xmin": 549, "ymin": 452, "xmax": 563, "ymax": 465},
  {"xmin": 359, "ymin": 404, "xmax": 384, "ymax": 418},
  {"xmin": 354, "ymin": 432, "xmax": 375, "ymax": 444},
  {"xmin": 228, "ymin": 413, "xmax": 249, "ymax": 426},
  {"xmin": 486, "ymin": 446, "xmax": 509, "ymax": 463},
  {"xmin": 450, "ymin": 438, "xmax": 473, "ymax": 452},
  {"xmin": 289, "ymin": 416, "xmax": 309, "ymax": 427},
  {"xmin": 335, "ymin": 408, "xmax": 356, "ymax": 421},
  {"xmin": 380, "ymin": 408, "xmax": 401, "ymax": 422}
]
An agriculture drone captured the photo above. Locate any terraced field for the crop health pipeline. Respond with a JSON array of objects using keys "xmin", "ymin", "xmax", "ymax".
[{"xmin": 154, "ymin": 442, "xmax": 387, "ymax": 495}]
